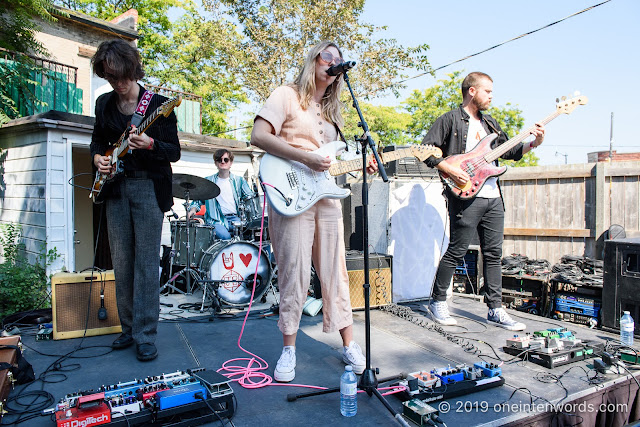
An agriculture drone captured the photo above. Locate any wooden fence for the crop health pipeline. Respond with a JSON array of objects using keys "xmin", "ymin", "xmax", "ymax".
[{"xmin": 500, "ymin": 160, "xmax": 640, "ymax": 265}]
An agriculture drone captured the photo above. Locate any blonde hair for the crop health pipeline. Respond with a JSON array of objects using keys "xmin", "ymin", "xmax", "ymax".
[{"xmin": 290, "ymin": 41, "xmax": 345, "ymax": 127}]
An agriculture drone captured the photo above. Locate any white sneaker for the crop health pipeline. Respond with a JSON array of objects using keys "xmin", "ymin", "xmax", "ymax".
[
  {"xmin": 426, "ymin": 301, "xmax": 457, "ymax": 326},
  {"xmin": 487, "ymin": 307, "xmax": 526, "ymax": 331},
  {"xmin": 342, "ymin": 341, "xmax": 366, "ymax": 374},
  {"xmin": 274, "ymin": 346, "xmax": 296, "ymax": 382}
]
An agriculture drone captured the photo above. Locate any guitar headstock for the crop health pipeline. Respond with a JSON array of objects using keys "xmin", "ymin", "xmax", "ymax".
[
  {"xmin": 556, "ymin": 93, "xmax": 588, "ymax": 115},
  {"xmin": 410, "ymin": 144, "xmax": 443, "ymax": 161},
  {"xmin": 160, "ymin": 95, "xmax": 182, "ymax": 117}
]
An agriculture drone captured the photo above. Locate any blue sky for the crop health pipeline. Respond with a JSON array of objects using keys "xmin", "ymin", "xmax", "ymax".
[
  {"xmin": 212, "ymin": 0, "xmax": 636, "ymax": 165},
  {"xmin": 355, "ymin": 0, "xmax": 637, "ymax": 165}
]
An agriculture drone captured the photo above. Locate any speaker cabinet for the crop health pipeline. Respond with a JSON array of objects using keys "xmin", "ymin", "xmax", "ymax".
[
  {"xmin": 346, "ymin": 252, "xmax": 392, "ymax": 310},
  {"xmin": 602, "ymin": 238, "xmax": 640, "ymax": 335},
  {"xmin": 51, "ymin": 270, "xmax": 121, "ymax": 340}
]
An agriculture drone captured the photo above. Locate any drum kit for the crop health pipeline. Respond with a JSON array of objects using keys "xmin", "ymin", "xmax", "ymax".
[{"xmin": 161, "ymin": 174, "xmax": 274, "ymax": 310}]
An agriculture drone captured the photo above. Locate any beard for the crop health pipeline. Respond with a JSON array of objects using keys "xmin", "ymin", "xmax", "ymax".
[{"xmin": 472, "ymin": 96, "xmax": 491, "ymax": 111}]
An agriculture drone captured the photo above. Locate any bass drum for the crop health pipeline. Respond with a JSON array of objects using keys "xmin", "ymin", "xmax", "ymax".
[{"xmin": 199, "ymin": 240, "xmax": 272, "ymax": 306}]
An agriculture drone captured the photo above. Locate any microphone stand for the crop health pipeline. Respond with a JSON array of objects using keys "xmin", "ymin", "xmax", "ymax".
[{"xmin": 288, "ymin": 70, "xmax": 409, "ymax": 426}]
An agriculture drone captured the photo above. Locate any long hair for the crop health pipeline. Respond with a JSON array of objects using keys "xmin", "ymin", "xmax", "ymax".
[
  {"xmin": 291, "ymin": 41, "xmax": 345, "ymax": 127},
  {"xmin": 92, "ymin": 39, "xmax": 145, "ymax": 81}
]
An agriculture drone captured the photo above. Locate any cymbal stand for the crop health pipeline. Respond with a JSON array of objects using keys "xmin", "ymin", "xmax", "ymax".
[{"xmin": 160, "ymin": 189, "xmax": 200, "ymax": 295}]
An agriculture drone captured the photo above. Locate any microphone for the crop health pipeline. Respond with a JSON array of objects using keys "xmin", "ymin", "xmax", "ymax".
[
  {"xmin": 326, "ymin": 61, "xmax": 356, "ymax": 76},
  {"xmin": 170, "ymin": 208, "xmax": 179, "ymax": 219},
  {"xmin": 98, "ymin": 292, "xmax": 108, "ymax": 320}
]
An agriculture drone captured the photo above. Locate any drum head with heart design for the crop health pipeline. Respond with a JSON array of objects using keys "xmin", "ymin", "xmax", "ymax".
[{"xmin": 199, "ymin": 240, "xmax": 272, "ymax": 306}]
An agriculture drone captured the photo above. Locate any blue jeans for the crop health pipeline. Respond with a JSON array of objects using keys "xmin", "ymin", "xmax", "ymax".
[
  {"xmin": 432, "ymin": 196, "xmax": 504, "ymax": 309},
  {"xmin": 214, "ymin": 214, "xmax": 240, "ymax": 240}
]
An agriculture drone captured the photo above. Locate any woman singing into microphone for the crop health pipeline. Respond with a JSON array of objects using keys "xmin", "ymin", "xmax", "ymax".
[{"xmin": 251, "ymin": 41, "xmax": 376, "ymax": 382}]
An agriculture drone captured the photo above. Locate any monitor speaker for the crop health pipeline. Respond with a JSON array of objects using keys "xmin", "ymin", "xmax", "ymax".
[
  {"xmin": 602, "ymin": 238, "xmax": 640, "ymax": 335},
  {"xmin": 346, "ymin": 252, "xmax": 392, "ymax": 310},
  {"xmin": 51, "ymin": 270, "xmax": 121, "ymax": 340}
]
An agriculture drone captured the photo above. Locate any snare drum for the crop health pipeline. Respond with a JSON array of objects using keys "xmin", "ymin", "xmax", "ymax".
[
  {"xmin": 199, "ymin": 240, "xmax": 272, "ymax": 306},
  {"xmin": 170, "ymin": 221, "xmax": 215, "ymax": 267}
]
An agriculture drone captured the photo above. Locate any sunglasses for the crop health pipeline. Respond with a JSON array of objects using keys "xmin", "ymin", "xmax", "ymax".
[
  {"xmin": 216, "ymin": 157, "xmax": 231, "ymax": 163},
  {"xmin": 318, "ymin": 50, "xmax": 343, "ymax": 66}
]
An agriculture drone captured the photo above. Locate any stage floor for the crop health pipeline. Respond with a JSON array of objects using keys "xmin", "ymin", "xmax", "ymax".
[{"xmin": 4, "ymin": 291, "xmax": 639, "ymax": 426}]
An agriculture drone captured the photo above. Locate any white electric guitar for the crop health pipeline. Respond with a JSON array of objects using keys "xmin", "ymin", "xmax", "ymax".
[{"xmin": 259, "ymin": 141, "xmax": 442, "ymax": 217}]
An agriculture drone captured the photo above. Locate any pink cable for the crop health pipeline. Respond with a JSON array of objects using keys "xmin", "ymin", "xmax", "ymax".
[{"xmin": 217, "ymin": 182, "xmax": 409, "ymax": 396}]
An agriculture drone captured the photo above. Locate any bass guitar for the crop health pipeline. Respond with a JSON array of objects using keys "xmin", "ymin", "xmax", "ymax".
[
  {"xmin": 439, "ymin": 94, "xmax": 588, "ymax": 199},
  {"xmin": 89, "ymin": 96, "xmax": 182, "ymax": 203},
  {"xmin": 259, "ymin": 141, "xmax": 442, "ymax": 217}
]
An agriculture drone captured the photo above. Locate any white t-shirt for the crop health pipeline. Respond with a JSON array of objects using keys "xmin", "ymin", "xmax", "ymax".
[
  {"xmin": 216, "ymin": 177, "xmax": 236, "ymax": 215},
  {"xmin": 466, "ymin": 118, "xmax": 500, "ymax": 199}
]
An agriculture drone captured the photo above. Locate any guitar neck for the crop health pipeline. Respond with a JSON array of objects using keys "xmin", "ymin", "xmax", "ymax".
[
  {"xmin": 328, "ymin": 148, "xmax": 413, "ymax": 176},
  {"xmin": 486, "ymin": 110, "xmax": 560, "ymax": 163},
  {"xmin": 112, "ymin": 108, "xmax": 162, "ymax": 158}
]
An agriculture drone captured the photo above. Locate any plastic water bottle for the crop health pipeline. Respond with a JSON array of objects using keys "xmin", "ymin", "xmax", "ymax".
[
  {"xmin": 621, "ymin": 311, "xmax": 634, "ymax": 346},
  {"xmin": 340, "ymin": 365, "xmax": 357, "ymax": 417}
]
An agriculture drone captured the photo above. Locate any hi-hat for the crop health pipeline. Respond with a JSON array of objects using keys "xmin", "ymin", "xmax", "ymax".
[{"xmin": 172, "ymin": 174, "xmax": 220, "ymax": 200}]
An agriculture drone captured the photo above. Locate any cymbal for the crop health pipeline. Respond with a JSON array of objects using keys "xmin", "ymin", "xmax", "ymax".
[{"xmin": 172, "ymin": 173, "xmax": 220, "ymax": 200}]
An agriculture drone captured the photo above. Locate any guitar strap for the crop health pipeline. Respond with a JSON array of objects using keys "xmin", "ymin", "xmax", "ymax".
[
  {"xmin": 130, "ymin": 90, "xmax": 155, "ymax": 128},
  {"xmin": 333, "ymin": 123, "xmax": 348, "ymax": 150}
]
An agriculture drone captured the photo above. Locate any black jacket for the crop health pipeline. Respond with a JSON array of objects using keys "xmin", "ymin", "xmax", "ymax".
[
  {"xmin": 421, "ymin": 105, "xmax": 523, "ymax": 168},
  {"xmin": 90, "ymin": 85, "xmax": 181, "ymax": 212}
]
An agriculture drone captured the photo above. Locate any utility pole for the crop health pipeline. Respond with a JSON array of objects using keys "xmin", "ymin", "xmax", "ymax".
[
  {"xmin": 555, "ymin": 151, "xmax": 568, "ymax": 164},
  {"xmin": 609, "ymin": 112, "xmax": 614, "ymax": 160}
]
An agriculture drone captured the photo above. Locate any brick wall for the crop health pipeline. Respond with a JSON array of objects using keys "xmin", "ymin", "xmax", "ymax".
[{"xmin": 588, "ymin": 150, "xmax": 640, "ymax": 162}]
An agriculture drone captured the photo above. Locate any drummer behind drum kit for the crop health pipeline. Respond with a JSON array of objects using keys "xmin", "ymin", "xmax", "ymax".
[{"xmin": 161, "ymin": 174, "xmax": 274, "ymax": 311}]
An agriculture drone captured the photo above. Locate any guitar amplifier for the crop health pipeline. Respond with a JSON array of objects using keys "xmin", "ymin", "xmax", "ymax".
[
  {"xmin": 51, "ymin": 270, "xmax": 121, "ymax": 340},
  {"xmin": 382, "ymin": 145, "xmax": 438, "ymax": 178},
  {"xmin": 0, "ymin": 336, "xmax": 21, "ymax": 419},
  {"xmin": 346, "ymin": 252, "xmax": 392, "ymax": 310}
]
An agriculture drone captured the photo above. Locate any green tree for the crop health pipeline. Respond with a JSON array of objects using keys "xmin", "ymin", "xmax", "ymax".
[
  {"xmin": 0, "ymin": 0, "xmax": 56, "ymax": 125},
  {"xmin": 343, "ymin": 103, "xmax": 414, "ymax": 148},
  {"xmin": 405, "ymin": 72, "xmax": 539, "ymax": 167},
  {"xmin": 202, "ymin": 0, "xmax": 431, "ymax": 102},
  {"xmin": 155, "ymin": 9, "xmax": 248, "ymax": 135}
]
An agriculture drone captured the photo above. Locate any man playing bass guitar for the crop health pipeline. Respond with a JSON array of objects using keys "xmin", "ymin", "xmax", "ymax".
[{"xmin": 421, "ymin": 71, "xmax": 544, "ymax": 330}]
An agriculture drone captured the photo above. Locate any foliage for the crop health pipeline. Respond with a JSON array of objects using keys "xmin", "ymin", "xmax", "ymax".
[
  {"xmin": 343, "ymin": 102, "xmax": 415, "ymax": 148},
  {"xmin": 0, "ymin": 223, "xmax": 58, "ymax": 319},
  {"xmin": 201, "ymin": 0, "xmax": 431, "ymax": 102},
  {"xmin": 0, "ymin": 0, "xmax": 56, "ymax": 125},
  {"xmin": 154, "ymin": 9, "xmax": 248, "ymax": 136},
  {"xmin": 404, "ymin": 71, "xmax": 539, "ymax": 167}
]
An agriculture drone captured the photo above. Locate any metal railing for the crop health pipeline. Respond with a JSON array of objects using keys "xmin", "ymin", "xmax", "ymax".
[{"xmin": 1, "ymin": 47, "xmax": 82, "ymax": 115}]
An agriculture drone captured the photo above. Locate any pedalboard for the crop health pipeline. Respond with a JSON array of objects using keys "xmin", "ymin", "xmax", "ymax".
[
  {"xmin": 392, "ymin": 362, "xmax": 504, "ymax": 404},
  {"xmin": 52, "ymin": 368, "xmax": 234, "ymax": 427},
  {"xmin": 503, "ymin": 327, "xmax": 604, "ymax": 369}
]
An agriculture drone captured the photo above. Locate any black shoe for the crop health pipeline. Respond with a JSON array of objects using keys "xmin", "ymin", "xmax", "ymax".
[
  {"xmin": 112, "ymin": 334, "xmax": 134, "ymax": 350},
  {"xmin": 136, "ymin": 343, "xmax": 158, "ymax": 361}
]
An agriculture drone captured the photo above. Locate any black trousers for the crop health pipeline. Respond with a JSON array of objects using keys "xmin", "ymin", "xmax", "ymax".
[{"xmin": 432, "ymin": 196, "xmax": 504, "ymax": 309}]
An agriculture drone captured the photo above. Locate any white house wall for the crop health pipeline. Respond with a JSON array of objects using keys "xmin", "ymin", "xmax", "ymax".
[{"xmin": 0, "ymin": 130, "xmax": 49, "ymax": 265}]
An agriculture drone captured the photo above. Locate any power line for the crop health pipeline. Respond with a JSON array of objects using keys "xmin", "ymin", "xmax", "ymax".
[{"xmin": 384, "ymin": 0, "xmax": 613, "ymax": 91}]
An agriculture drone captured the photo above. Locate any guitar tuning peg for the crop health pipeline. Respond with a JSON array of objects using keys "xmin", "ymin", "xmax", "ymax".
[
  {"xmin": 556, "ymin": 98, "xmax": 560, "ymax": 103},
  {"xmin": 561, "ymin": 96, "xmax": 567, "ymax": 101}
]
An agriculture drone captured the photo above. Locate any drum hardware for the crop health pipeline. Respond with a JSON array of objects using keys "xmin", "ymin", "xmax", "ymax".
[{"xmin": 160, "ymin": 174, "xmax": 220, "ymax": 295}]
